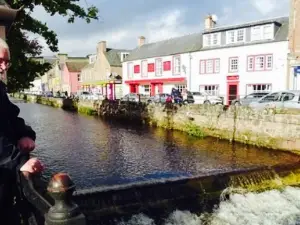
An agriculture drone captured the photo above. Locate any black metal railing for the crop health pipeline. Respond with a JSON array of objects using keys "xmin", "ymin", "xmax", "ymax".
[{"xmin": 16, "ymin": 154, "xmax": 86, "ymax": 225}]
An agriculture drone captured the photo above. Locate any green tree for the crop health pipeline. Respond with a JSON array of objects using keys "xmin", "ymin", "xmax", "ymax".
[{"xmin": 5, "ymin": 0, "xmax": 98, "ymax": 92}]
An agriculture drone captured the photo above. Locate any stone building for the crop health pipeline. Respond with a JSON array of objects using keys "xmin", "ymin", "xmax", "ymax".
[{"xmin": 80, "ymin": 41, "xmax": 130, "ymax": 100}]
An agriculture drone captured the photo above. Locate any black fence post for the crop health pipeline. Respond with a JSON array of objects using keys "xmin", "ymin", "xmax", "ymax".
[{"xmin": 45, "ymin": 173, "xmax": 86, "ymax": 225}]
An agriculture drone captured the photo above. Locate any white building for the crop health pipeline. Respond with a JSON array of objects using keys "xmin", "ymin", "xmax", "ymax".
[
  {"xmin": 192, "ymin": 16, "xmax": 289, "ymax": 105},
  {"xmin": 29, "ymin": 77, "xmax": 42, "ymax": 94},
  {"xmin": 122, "ymin": 36, "xmax": 202, "ymax": 96},
  {"xmin": 122, "ymin": 16, "xmax": 289, "ymax": 104}
]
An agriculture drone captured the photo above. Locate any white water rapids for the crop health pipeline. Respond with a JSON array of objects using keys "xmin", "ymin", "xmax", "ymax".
[{"xmin": 118, "ymin": 186, "xmax": 300, "ymax": 225}]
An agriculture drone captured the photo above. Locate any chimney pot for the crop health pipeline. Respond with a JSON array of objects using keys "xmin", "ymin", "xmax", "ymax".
[
  {"xmin": 97, "ymin": 41, "xmax": 107, "ymax": 53},
  {"xmin": 205, "ymin": 15, "xmax": 216, "ymax": 30},
  {"xmin": 138, "ymin": 36, "xmax": 146, "ymax": 47}
]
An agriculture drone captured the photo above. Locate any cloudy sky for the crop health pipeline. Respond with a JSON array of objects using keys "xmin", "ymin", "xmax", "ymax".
[{"xmin": 31, "ymin": 0, "xmax": 289, "ymax": 56}]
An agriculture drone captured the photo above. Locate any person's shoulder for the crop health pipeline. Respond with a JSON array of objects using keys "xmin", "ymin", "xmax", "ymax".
[{"xmin": 0, "ymin": 81, "xmax": 6, "ymax": 92}]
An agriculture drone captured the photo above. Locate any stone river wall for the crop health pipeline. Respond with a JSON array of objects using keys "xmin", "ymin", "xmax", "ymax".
[{"xmin": 14, "ymin": 93, "xmax": 300, "ymax": 152}]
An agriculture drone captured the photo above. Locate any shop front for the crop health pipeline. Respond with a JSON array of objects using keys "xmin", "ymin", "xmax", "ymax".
[
  {"xmin": 125, "ymin": 77, "xmax": 186, "ymax": 96},
  {"xmin": 80, "ymin": 75, "xmax": 122, "ymax": 100}
]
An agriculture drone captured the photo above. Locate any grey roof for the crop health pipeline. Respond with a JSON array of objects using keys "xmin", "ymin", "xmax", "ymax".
[
  {"xmin": 203, "ymin": 16, "xmax": 288, "ymax": 34},
  {"xmin": 202, "ymin": 17, "xmax": 289, "ymax": 51},
  {"xmin": 105, "ymin": 48, "xmax": 131, "ymax": 67},
  {"xmin": 125, "ymin": 16, "xmax": 288, "ymax": 61},
  {"xmin": 125, "ymin": 33, "xmax": 202, "ymax": 61},
  {"xmin": 44, "ymin": 58, "xmax": 57, "ymax": 65}
]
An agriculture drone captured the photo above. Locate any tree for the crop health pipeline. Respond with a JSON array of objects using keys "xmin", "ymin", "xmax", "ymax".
[{"xmin": 5, "ymin": 0, "xmax": 98, "ymax": 92}]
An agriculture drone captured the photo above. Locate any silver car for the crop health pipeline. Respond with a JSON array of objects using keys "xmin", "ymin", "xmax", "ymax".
[
  {"xmin": 120, "ymin": 93, "xmax": 147, "ymax": 103},
  {"xmin": 232, "ymin": 92, "xmax": 269, "ymax": 106},
  {"xmin": 148, "ymin": 93, "xmax": 170, "ymax": 103},
  {"xmin": 249, "ymin": 90, "xmax": 300, "ymax": 109}
]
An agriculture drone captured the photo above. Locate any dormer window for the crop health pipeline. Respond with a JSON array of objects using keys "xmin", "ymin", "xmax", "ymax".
[
  {"xmin": 121, "ymin": 53, "xmax": 129, "ymax": 62},
  {"xmin": 226, "ymin": 29, "xmax": 245, "ymax": 44},
  {"xmin": 203, "ymin": 33, "xmax": 221, "ymax": 47},
  {"xmin": 251, "ymin": 24, "xmax": 274, "ymax": 41}
]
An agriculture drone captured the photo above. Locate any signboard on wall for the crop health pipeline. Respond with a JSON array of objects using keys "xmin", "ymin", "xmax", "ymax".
[
  {"xmin": 294, "ymin": 66, "xmax": 300, "ymax": 76},
  {"xmin": 227, "ymin": 75, "xmax": 239, "ymax": 81}
]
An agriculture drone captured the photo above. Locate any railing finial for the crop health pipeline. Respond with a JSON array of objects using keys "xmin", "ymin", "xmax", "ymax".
[{"xmin": 45, "ymin": 172, "xmax": 86, "ymax": 225}]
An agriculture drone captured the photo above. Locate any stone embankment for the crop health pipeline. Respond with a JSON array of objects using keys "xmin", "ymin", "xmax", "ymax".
[{"xmin": 14, "ymin": 93, "xmax": 300, "ymax": 152}]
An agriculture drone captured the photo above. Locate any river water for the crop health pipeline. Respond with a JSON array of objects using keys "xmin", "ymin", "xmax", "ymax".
[{"xmin": 17, "ymin": 102, "xmax": 300, "ymax": 225}]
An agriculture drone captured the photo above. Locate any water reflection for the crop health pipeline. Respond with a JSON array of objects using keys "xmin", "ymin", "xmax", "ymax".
[{"xmin": 17, "ymin": 102, "xmax": 300, "ymax": 189}]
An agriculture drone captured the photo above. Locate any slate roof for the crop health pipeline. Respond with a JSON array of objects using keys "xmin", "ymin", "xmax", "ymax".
[
  {"xmin": 105, "ymin": 48, "xmax": 130, "ymax": 67},
  {"xmin": 201, "ymin": 17, "xmax": 289, "ymax": 51},
  {"xmin": 125, "ymin": 16, "xmax": 289, "ymax": 61},
  {"xmin": 203, "ymin": 16, "xmax": 288, "ymax": 34},
  {"xmin": 66, "ymin": 61, "xmax": 88, "ymax": 72},
  {"xmin": 125, "ymin": 33, "xmax": 202, "ymax": 61}
]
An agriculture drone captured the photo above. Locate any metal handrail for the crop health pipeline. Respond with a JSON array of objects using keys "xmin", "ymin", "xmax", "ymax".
[{"xmin": 10, "ymin": 152, "xmax": 87, "ymax": 225}]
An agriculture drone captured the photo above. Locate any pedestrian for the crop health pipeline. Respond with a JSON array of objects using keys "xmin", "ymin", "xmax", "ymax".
[{"xmin": 0, "ymin": 37, "xmax": 44, "ymax": 224}]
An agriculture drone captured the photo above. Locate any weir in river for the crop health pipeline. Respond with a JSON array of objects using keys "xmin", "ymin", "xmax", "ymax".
[{"xmin": 16, "ymin": 101, "xmax": 300, "ymax": 224}]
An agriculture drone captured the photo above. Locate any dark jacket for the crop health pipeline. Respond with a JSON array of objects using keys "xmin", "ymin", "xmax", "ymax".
[{"xmin": 0, "ymin": 81, "xmax": 36, "ymax": 144}]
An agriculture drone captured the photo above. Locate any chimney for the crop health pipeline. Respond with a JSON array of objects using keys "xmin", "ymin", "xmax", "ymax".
[
  {"xmin": 205, "ymin": 15, "xmax": 216, "ymax": 30},
  {"xmin": 138, "ymin": 36, "xmax": 146, "ymax": 47},
  {"xmin": 97, "ymin": 41, "xmax": 107, "ymax": 53},
  {"xmin": 57, "ymin": 53, "xmax": 68, "ymax": 63}
]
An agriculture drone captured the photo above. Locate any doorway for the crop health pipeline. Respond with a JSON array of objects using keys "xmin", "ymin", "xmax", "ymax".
[
  {"xmin": 227, "ymin": 82, "xmax": 239, "ymax": 105},
  {"xmin": 130, "ymin": 84, "xmax": 138, "ymax": 93}
]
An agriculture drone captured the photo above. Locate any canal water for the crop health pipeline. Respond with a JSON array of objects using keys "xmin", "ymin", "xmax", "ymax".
[{"xmin": 17, "ymin": 101, "xmax": 300, "ymax": 225}]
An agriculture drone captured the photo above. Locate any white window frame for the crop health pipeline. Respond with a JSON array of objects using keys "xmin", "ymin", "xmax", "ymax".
[
  {"xmin": 175, "ymin": 84, "xmax": 186, "ymax": 93},
  {"xmin": 206, "ymin": 59, "xmax": 213, "ymax": 73},
  {"xmin": 251, "ymin": 24, "xmax": 274, "ymax": 41},
  {"xmin": 127, "ymin": 62, "xmax": 133, "ymax": 78},
  {"xmin": 266, "ymin": 55, "xmax": 273, "ymax": 69},
  {"xmin": 199, "ymin": 59, "xmax": 220, "ymax": 74},
  {"xmin": 141, "ymin": 60, "xmax": 148, "ymax": 77},
  {"xmin": 247, "ymin": 54, "xmax": 273, "ymax": 71},
  {"xmin": 227, "ymin": 30, "xmax": 235, "ymax": 44},
  {"xmin": 200, "ymin": 60, "xmax": 205, "ymax": 74},
  {"xmin": 255, "ymin": 56, "xmax": 265, "ymax": 71},
  {"xmin": 143, "ymin": 85, "xmax": 151, "ymax": 94},
  {"xmin": 247, "ymin": 57, "xmax": 254, "ymax": 71},
  {"xmin": 214, "ymin": 59, "xmax": 220, "ymax": 73},
  {"xmin": 203, "ymin": 33, "xmax": 221, "ymax": 47},
  {"xmin": 173, "ymin": 55, "xmax": 181, "ymax": 74},
  {"xmin": 226, "ymin": 29, "xmax": 245, "ymax": 44},
  {"xmin": 199, "ymin": 85, "xmax": 219, "ymax": 96},
  {"xmin": 155, "ymin": 59, "xmax": 162, "ymax": 76},
  {"xmin": 251, "ymin": 26, "xmax": 262, "ymax": 41},
  {"xmin": 229, "ymin": 57, "xmax": 239, "ymax": 72},
  {"xmin": 246, "ymin": 84, "xmax": 272, "ymax": 94}
]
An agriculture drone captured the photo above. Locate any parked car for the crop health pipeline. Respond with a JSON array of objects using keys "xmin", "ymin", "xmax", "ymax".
[
  {"xmin": 77, "ymin": 91, "xmax": 92, "ymax": 100},
  {"xmin": 249, "ymin": 90, "xmax": 300, "ymax": 109},
  {"xmin": 120, "ymin": 93, "xmax": 148, "ymax": 103},
  {"xmin": 231, "ymin": 92, "xmax": 269, "ymax": 106},
  {"xmin": 185, "ymin": 91, "xmax": 223, "ymax": 105},
  {"xmin": 89, "ymin": 93, "xmax": 104, "ymax": 101},
  {"xmin": 147, "ymin": 93, "xmax": 170, "ymax": 104}
]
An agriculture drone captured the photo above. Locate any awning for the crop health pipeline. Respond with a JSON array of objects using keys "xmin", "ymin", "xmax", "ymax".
[{"xmin": 81, "ymin": 79, "xmax": 122, "ymax": 86}]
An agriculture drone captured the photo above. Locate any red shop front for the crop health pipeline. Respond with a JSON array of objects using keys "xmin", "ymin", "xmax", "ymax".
[{"xmin": 125, "ymin": 77, "xmax": 186, "ymax": 96}]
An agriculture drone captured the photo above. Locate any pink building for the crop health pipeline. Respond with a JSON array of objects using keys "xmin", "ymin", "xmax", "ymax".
[{"xmin": 61, "ymin": 60, "xmax": 88, "ymax": 94}]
